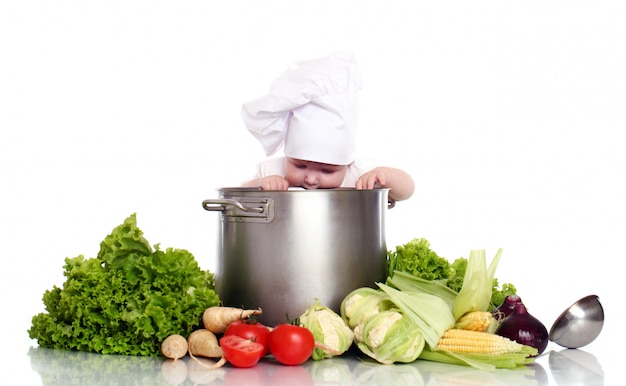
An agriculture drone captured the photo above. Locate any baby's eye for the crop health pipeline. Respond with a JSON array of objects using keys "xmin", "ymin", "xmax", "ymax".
[
  {"xmin": 295, "ymin": 164, "xmax": 307, "ymax": 169},
  {"xmin": 321, "ymin": 169, "xmax": 336, "ymax": 174}
]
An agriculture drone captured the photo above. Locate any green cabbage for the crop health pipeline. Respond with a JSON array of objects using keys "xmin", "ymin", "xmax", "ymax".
[
  {"xmin": 28, "ymin": 213, "xmax": 220, "ymax": 356},
  {"xmin": 340, "ymin": 287, "xmax": 393, "ymax": 329},
  {"xmin": 354, "ymin": 310, "xmax": 425, "ymax": 365},
  {"xmin": 341, "ymin": 288, "xmax": 427, "ymax": 364},
  {"xmin": 377, "ymin": 283, "xmax": 455, "ymax": 348}
]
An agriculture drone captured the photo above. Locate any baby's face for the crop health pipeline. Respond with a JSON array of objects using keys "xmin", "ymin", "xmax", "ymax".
[{"xmin": 285, "ymin": 158, "xmax": 348, "ymax": 189}]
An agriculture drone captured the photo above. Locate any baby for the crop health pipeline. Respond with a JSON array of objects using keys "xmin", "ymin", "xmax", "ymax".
[{"xmin": 240, "ymin": 52, "xmax": 415, "ymax": 203}]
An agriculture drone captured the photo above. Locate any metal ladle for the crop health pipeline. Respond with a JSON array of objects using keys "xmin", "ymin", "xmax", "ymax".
[{"xmin": 549, "ymin": 295, "xmax": 604, "ymax": 349}]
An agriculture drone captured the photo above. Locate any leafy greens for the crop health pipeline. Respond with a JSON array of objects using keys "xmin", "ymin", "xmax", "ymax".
[
  {"xmin": 387, "ymin": 238, "xmax": 516, "ymax": 309},
  {"xmin": 28, "ymin": 213, "xmax": 220, "ymax": 356}
]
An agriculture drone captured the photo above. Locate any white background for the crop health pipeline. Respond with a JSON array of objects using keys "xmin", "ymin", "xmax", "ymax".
[{"xmin": 1, "ymin": 1, "xmax": 623, "ymax": 384}]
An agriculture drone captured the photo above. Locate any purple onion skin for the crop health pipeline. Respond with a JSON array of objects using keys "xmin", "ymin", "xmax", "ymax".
[
  {"xmin": 495, "ymin": 303, "xmax": 549, "ymax": 356},
  {"xmin": 492, "ymin": 294, "xmax": 523, "ymax": 321}
]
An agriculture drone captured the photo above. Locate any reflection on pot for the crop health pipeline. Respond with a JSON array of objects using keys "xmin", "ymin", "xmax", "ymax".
[{"xmin": 549, "ymin": 349, "xmax": 604, "ymax": 386}]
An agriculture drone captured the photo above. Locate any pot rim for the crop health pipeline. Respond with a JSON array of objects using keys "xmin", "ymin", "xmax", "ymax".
[{"xmin": 216, "ymin": 187, "xmax": 390, "ymax": 193}]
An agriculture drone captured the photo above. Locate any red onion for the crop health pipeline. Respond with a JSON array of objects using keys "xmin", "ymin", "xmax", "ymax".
[
  {"xmin": 492, "ymin": 294, "xmax": 523, "ymax": 321},
  {"xmin": 495, "ymin": 302, "xmax": 549, "ymax": 355}
]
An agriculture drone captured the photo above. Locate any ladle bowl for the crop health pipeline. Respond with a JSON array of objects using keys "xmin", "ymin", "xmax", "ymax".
[{"xmin": 549, "ymin": 295, "xmax": 604, "ymax": 349}]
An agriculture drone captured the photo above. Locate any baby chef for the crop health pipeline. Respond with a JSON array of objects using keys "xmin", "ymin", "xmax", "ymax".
[{"xmin": 241, "ymin": 51, "xmax": 414, "ymax": 203}]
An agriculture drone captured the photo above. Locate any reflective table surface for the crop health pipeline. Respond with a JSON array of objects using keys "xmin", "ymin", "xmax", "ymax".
[{"xmin": 21, "ymin": 342, "xmax": 606, "ymax": 386}]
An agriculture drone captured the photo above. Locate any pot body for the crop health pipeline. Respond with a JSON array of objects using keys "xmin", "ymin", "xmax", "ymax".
[{"xmin": 203, "ymin": 187, "xmax": 389, "ymax": 327}]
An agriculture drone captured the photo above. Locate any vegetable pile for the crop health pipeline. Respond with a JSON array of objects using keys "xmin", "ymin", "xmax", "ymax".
[
  {"xmin": 158, "ymin": 238, "xmax": 543, "ymax": 373},
  {"xmin": 29, "ymin": 223, "xmax": 547, "ymax": 374},
  {"xmin": 335, "ymin": 239, "xmax": 545, "ymax": 370},
  {"xmin": 28, "ymin": 214, "xmax": 220, "ymax": 356}
]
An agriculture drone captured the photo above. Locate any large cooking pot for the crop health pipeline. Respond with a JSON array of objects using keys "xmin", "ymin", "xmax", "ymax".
[{"xmin": 202, "ymin": 187, "xmax": 391, "ymax": 327}]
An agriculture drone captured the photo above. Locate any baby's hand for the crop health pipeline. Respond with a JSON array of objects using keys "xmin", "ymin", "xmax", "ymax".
[
  {"xmin": 355, "ymin": 169, "xmax": 387, "ymax": 190},
  {"xmin": 259, "ymin": 175, "xmax": 290, "ymax": 190}
]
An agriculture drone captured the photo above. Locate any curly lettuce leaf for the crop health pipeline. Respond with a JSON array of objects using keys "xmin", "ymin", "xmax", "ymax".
[
  {"xmin": 28, "ymin": 213, "xmax": 220, "ymax": 356},
  {"xmin": 387, "ymin": 238, "xmax": 454, "ymax": 281},
  {"xmin": 387, "ymin": 238, "xmax": 517, "ymax": 310}
]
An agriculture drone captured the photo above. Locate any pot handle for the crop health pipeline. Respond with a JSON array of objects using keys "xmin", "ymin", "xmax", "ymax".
[
  {"xmin": 202, "ymin": 199, "xmax": 264, "ymax": 213},
  {"xmin": 203, "ymin": 198, "xmax": 274, "ymax": 223}
]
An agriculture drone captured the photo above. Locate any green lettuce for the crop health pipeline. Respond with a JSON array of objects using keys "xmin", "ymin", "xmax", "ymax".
[
  {"xmin": 387, "ymin": 238, "xmax": 453, "ymax": 281},
  {"xmin": 28, "ymin": 213, "xmax": 220, "ymax": 356},
  {"xmin": 387, "ymin": 238, "xmax": 517, "ymax": 309}
]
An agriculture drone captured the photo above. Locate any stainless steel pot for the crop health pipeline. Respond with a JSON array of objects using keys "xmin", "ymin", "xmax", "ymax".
[{"xmin": 202, "ymin": 187, "xmax": 391, "ymax": 327}]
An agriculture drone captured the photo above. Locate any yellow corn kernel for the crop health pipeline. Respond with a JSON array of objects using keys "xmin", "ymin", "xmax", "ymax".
[
  {"xmin": 435, "ymin": 328, "xmax": 523, "ymax": 354},
  {"xmin": 455, "ymin": 311, "xmax": 497, "ymax": 333}
]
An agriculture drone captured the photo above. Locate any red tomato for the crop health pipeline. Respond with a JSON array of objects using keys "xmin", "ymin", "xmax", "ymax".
[
  {"xmin": 224, "ymin": 319, "xmax": 271, "ymax": 356},
  {"xmin": 268, "ymin": 324, "xmax": 315, "ymax": 366},
  {"xmin": 219, "ymin": 335, "xmax": 265, "ymax": 368}
]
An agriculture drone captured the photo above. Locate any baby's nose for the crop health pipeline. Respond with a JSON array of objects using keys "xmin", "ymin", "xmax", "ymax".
[{"xmin": 305, "ymin": 172, "xmax": 319, "ymax": 184}]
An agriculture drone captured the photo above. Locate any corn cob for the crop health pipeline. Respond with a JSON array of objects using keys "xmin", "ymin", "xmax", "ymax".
[
  {"xmin": 455, "ymin": 311, "xmax": 498, "ymax": 333},
  {"xmin": 435, "ymin": 328, "xmax": 523, "ymax": 354}
]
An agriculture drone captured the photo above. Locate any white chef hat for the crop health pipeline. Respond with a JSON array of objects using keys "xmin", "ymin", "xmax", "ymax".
[{"xmin": 241, "ymin": 51, "xmax": 361, "ymax": 165}]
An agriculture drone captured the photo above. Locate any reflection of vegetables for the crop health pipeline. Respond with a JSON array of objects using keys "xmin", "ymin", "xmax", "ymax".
[
  {"xmin": 28, "ymin": 214, "xmax": 220, "ymax": 356},
  {"xmin": 28, "ymin": 347, "xmax": 165, "ymax": 385},
  {"xmin": 160, "ymin": 359, "xmax": 188, "ymax": 385},
  {"xmin": 299, "ymin": 300, "xmax": 354, "ymax": 360},
  {"xmin": 307, "ymin": 358, "xmax": 353, "ymax": 384},
  {"xmin": 413, "ymin": 357, "xmax": 538, "ymax": 384},
  {"xmin": 187, "ymin": 357, "xmax": 226, "ymax": 384},
  {"xmin": 352, "ymin": 360, "xmax": 425, "ymax": 385}
]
